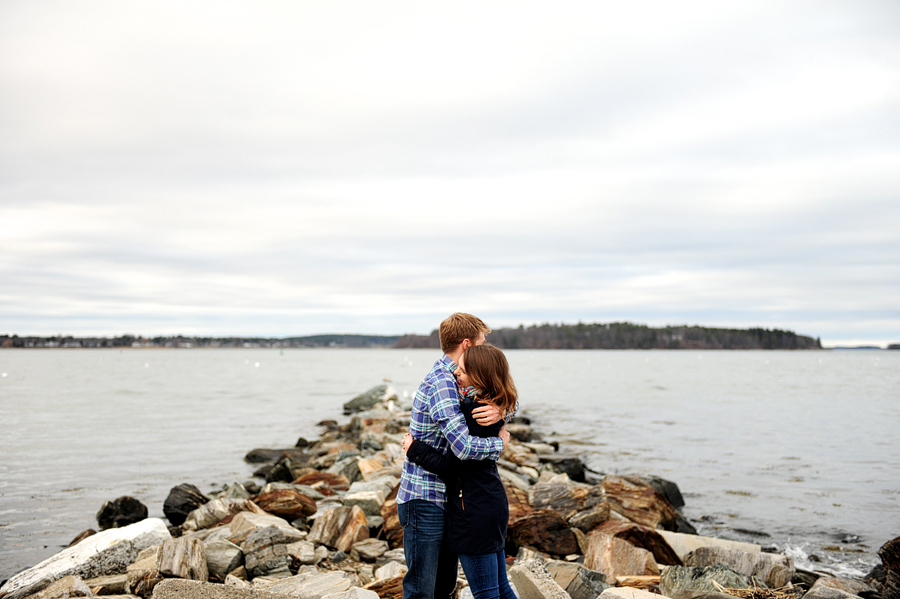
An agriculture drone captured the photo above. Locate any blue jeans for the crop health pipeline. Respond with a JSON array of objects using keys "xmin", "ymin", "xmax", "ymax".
[
  {"xmin": 398, "ymin": 500, "xmax": 459, "ymax": 599},
  {"xmin": 459, "ymin": 550, "xmax": 518, "ymax": 599}
]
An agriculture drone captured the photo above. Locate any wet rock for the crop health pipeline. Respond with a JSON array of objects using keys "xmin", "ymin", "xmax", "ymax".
[
  {"xmin": 684, "ymin": 546, "xmax": 793, "ymax": 588},
  {"xmin": 544, "ymin": 559, "xmax": 610, "ymax": 599},
  {"xmin": 624, "ymin": 475, "xmax": 686, "ymax": 510},
  {"xmin": 269, "ymin": 571, "xmax": 353, "ymax": 599},
  {"xmin": 181, "ymin": 499, "xmax": 266, "ymax": 533},
  {"xmin": 601, "ymin": 476, "xmax": 679, "ymax": 531},
  {"xmin": 509, "ymin": 510, "xmax": 579, "ymax": 557},
  {"xmin": 242, "ymin": 526, "xmax": 291, "ymax": 578},
  {"xmin": 252, "ymin": 489, "xmax": 317, "ymax": 520},
  {"xmin": 343, "ymin": 385, "xmax": 397, "ymax": 414},
  {"xmin": 880, "ymin": 537, "xmax": 900, "ymax": 599},
  {"xmin": 266, "ymin": 459, "xmax": 296, "ymax": 484},
  {"xmin": 659, "ymin": 565, "xmax": 754, "ymax": 597},
  {"xmin": 508, "ymin": 558, "xmax": 571, "ymax": 599},
  {"xmin": 507, "ymin": 423, "xmax": 533, "ymax": 442},
  {"xmin": 307, "ymin": 506, "xmax": 369, "ymax": 552},
  {"xmin": 0, "ymin": 518, "xmax": 171, "ymax": 599},
  {"xmin": 96, "ymin": 496, "xmax": 148, "ymax": 530},
  {"xmin": 657, "ymin": 531, "xmax": 761, "ymax": 561},
  {"xmin": 204, "ymin": 540, "xmax": 243, "ymax": 580},
  {"xmin": 67, "ymin": 530, "xmax": 97, "ymax": 548},
  {"xmin": 351, "ymin": 539, "xmax": 389, "ymax": 563},
  {"xmin": 583, "ymin": 532, "xmax": 659, "ymax": 584},
  {"xmin": 157, "ymin": 537, "xmax": 208, "ymax": 581},
  {"xmin": 539, "ymin": 455, "xmax": 586, "ymax": 483},
  {"xmin": 24, "ymin": 575, "xmax": 93, "ymax": 599},
  {"xmin": 162, "ymin": 484, "xmax": 210, "ymax": 526},
  {"xmin": 594, "ymin": 521, "xmax": 682, "ymax": 566},
  {"xmin": 245, "ymin": 448, "xmax": 291, "ymax": 463}
]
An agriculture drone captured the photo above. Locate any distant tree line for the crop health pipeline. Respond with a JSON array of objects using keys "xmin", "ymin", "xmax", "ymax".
[
  {"xmin": 0, "ymin": 334, "xmax": 399, "ymax": 349},
  {"xmin": 394, "ymin": 322, "xmax": 823, "ymax": 350},
  {"xmin": 2, "ymin": 323, "xmax": 822, "ymax": 350}
]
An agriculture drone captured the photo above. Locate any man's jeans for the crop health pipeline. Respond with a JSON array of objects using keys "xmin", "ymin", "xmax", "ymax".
[
  {"xmin": 398, "ymin": 500, "xmax": 458, "ymax": 599},
  {"xmin": 458, "ymin": 550, "xmax": 518, "ymax": 599}
]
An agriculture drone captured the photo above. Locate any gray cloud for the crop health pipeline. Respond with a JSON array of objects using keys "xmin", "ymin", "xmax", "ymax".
[{"xmin": 1, "ymin": 1, "xmax": 899, "ymax": 345}]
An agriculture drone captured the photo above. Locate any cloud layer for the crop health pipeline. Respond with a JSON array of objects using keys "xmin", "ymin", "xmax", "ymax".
[{"xmin": 1, "ymin": 1, "xmax": 899, "ymax": 345}]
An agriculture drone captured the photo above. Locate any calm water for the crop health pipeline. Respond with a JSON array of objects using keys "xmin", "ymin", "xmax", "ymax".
[{"xmin": 0, "ymin": 349, "xmax": 897, "ymax": 581}]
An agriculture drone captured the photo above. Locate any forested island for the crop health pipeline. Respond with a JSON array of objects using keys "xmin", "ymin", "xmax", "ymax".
[{"xmin": 1, "ymin": 322, "xmax": 821, "ymax": 350}]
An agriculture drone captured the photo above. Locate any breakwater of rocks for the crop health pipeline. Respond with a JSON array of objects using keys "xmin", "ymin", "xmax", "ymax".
[{"xmin": 1, "ymin": 384, "xmax": 896, "ymax": 599}]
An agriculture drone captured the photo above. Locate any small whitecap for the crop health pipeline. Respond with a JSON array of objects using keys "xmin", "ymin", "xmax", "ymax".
[
  {"xmin": 255, "ymin": 362, "xmax": 260, "ymax": 368},
  {"xmin": 1, "ymin": 372, "xmax": 7, "ymax": 378},
  {"xmin": 144, "ymin": 363, "xmax": 150, "ymax": 368}
]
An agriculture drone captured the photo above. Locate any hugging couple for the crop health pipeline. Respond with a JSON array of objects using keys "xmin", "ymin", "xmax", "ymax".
[{"xmin": 397, "ymin": 313, "xmax": 519, "ymax": 599}]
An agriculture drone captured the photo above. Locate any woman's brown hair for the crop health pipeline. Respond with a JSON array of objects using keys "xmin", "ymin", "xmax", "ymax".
[{"xmin": 461, "ymin": 344, "xmax": 517, "ymax": 416}]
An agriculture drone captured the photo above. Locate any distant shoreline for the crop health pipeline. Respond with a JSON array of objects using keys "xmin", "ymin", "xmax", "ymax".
[{"xmin": 1, "ymin": 321, "xmax": 829, "ymax": 350}]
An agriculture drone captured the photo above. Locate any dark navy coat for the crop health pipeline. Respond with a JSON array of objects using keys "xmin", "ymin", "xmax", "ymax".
[{"xmin": 406, "ymin": 399, "xmax": 508, "ymax": 555}]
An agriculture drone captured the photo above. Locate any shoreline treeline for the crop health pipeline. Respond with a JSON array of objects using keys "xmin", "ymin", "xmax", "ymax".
[{"xmin": 1, "ymin": 322, "xmax": 821, "ymax": 350}]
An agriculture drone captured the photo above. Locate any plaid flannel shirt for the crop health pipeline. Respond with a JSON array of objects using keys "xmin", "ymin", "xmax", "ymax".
[{"xmin": 397, "ymin": 355, "xmax": 504, "ymax": 509}]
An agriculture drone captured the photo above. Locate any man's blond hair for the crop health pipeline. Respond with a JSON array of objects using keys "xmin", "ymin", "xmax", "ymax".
[{"xmin": 439, "ymin": 312, "xmax": 491, "ymax": 354}]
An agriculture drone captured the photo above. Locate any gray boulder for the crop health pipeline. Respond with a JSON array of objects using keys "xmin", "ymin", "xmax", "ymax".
[{"xmin": 0, "ymin": 518, "xmax": 170, "ymax": 599}]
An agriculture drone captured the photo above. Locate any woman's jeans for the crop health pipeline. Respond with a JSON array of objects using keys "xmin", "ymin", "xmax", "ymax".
[
  {"xmin": 458, "ymin": 550, "xmax": 518, "ymax": 599},
  {"xmin": 398, "ymin": 500, "xmax": 458, "ymax": 599}
]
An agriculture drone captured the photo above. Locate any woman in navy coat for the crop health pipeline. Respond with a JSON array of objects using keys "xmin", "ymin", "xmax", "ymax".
[{"xmin": 403, "ymin": 344, "xmax": 518, "ymax": 599}]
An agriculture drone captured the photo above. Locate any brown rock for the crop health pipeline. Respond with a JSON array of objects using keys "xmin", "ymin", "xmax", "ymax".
[
  {"xmin": 601, "ymin": 476, "xmax": 679, "ymax": 531},
  {"xmin": 881, "ymin": 537, "xmax": 900, "ymax": 599},
  {"xmin": 364, "ymin": 575, "xmax": 404, "ymax": 599},
  {"xmin": 569, "ymin": 505, "xmax": 611, "ymax": 533},
  {"xmin": 380, "ymin": 487, "xmax": 403, "ymax": 549},
  {"xmin": 156, "ymin": 537, "xmax": 208, "ymax": 581},
  {"xmin": 308, "ymin": 506, "xmax": 370, "ymax": 552},
  {"xmin": 125, "ymin": 556, "xmax": 162, "ymax": 598},
  {"xmin": 83, "ymin": 573, "xmax": 127, "ymax": 595},
  {"xmin": 26, "ymin": 575, "xmax": 93, "ymax": 599},
  {"xmin": 251, "ymin": 489, "xmax": 317, "ymax": 520},
  {"xmin": 594, "ymin": 521, "xmax": 682, "ymax": 566},
  {"xmin": 68, "ymin": 529, "xmax": 97, "ymax": 548},
  {"xmin": 293, "ymin": 472, "xmax": 351, "ymax": 491},
  {"xmin": 505, "ymin": 482, "xmax": 534, "ymax": 524},
  {"xmin": 529, "ymin": 474, "xmax": 595, "ymax": 520},
  {"xmin": 508, "ymin": 509, "xmax": 579, "ymax": 557},
  {"xmin": 584, "ymin": 531, "xmax": 660, "ymax": 584}
]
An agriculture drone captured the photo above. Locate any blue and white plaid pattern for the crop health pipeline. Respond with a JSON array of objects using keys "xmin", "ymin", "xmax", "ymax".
[{"xmin": 397, "ymin": 355, "xmax": 503, "ymax": 508}]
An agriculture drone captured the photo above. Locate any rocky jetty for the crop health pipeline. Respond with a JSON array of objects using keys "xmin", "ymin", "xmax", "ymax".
[{"xmin": 1, "ymin": 384, "xmax": 893, "ymax": 599}]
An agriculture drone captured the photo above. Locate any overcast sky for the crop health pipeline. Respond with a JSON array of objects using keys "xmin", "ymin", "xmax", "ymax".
[{"xmin": 1, "ymin": 1, "xmax": 898, "ymax": 346}]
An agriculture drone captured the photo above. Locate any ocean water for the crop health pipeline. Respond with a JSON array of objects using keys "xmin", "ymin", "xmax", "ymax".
[{"xmin": 0, "ymin": 349, "xmax": 897, "ymax": 581}]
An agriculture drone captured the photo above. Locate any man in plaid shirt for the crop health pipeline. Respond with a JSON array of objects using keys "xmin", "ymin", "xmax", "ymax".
[{"xmin": 397, "ymin": 313, "xmax": 510, "ymax": 599}]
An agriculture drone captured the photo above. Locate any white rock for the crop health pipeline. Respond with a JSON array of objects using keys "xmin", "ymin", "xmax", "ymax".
[
  {"xmin": 599, "ymin": 588, "xmax": 661, "ymax": 599},
  {"xmin": 268, "ymin": 571, "xmax": 353, "ymax": 599},
  {"xmin": 374, "ymin": 561, "xmax": 408, "ymax": 581},
  {"xmin": 321, "ymin": 588, "xmax": 381, "ymax": 599},
  {"xmin": 656, "ymin": 530, "xmax": 761, "ymax": 561},
  {"xmin": 508, "ymin": 558, "xmax": 570, "ymax": 599},
  {"xmin": 341, "ymin": 491, "xmax": 386, "ymax": 517},
  {"xmin": 0, "ymin": 518, "xmax": 170, "ymax": 599}
]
